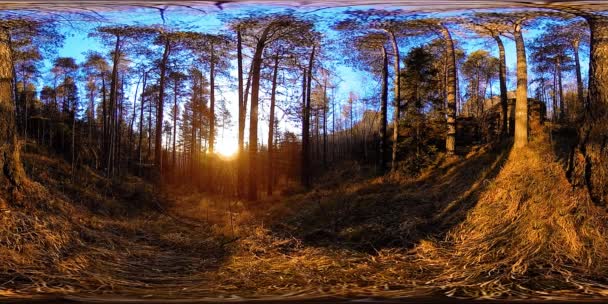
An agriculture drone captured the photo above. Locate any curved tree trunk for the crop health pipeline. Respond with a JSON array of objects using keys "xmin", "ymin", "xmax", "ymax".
[
  {"xmin": 0, "ymin": 28, "xmax": 25, "ymax": 208},
  {"xmin": 248, "ymin": 26, "xmax": 272, "ymax": 201},
  {"xmin": 440, "ymin": 24, "xmax": 457, "ymax": 155},
  {"xmin": 514, "ymin": 23, "xmax": 528, "ymax": 148},
  {"xmin": 494, "ymin": 34, "xmax": 509, "ymax": 137}
]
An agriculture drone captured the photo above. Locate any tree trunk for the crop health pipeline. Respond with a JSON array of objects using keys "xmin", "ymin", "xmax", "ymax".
[
  {"xmin": 107, "ymin": 34, "xmax": 121, "ymax": 177},
  {"xmin": 301, "ymin": 68, "xmax": 309, "ymax": 188},
  {"xmin": 209, "ymin": 48, "xmax": 216, "ymax": 153},
  {"xmin": 557, "ymin": 57, "xmax": 565, "ymax": 121},
  {"xmin": 571, "ymin": 15, "xmax": 608, "ymax": 205},
  {"xmin": 172, "ymin": 78, "xmax": 177, "ymax": 170},
  {"xmin": 440, "ymin": 24, "xmax": 457, "ymax": 155},
  {"xmin": 138, "ymin": 71, "xmax": 147, "ymax": 174},
  {"xmin": 573, "ymin": 39, "xmax": 585, "ymax": 113},
  {"xmin": 322, "ymin": 75, "xmax": 327, "ymax": 168},
  {"xmin": 513, "ymin": 23, "xmax": 528, "ymax": 148},
  {"xmin": 101, "ymin": 75, "xmax": 107, "ymax": 166},
  {"xmin": 267, "ymin": 52, "xmax": 279, "ymax": 196},
  {"xmin": 247, "ymin": 26, "xmax": 272, "ymax": 201},
  {"xmin": 128, "ymin": 74, "xmax": 141, "ymax": 170},
  {"xmin": 389, "ymin": 30, "xmax": 401, "ymax": 172},
  {"xmin": 0, "ymin": 28, "xmax": 25, "ymax": 208},
  {"xmin": 302, "ymin": 45, "xmax": 316, "ymax": 189},
  {"xmin": 493, "ymin": 35, "xmax": 509, "ymax": 137},
  {"xmin": 237, "ymin": 29, "xmax": 245, "ymax": 198},
  {"xmin": 553, "ymin": 67, "xmax": 558, "ymax": 122},
  {"xmin": 155, "ymin": 38, "xmax": 171, "ymax": 172},
  {"xmin": 379, "ymin": 45, "xmax": 388, "ymax": 174}
]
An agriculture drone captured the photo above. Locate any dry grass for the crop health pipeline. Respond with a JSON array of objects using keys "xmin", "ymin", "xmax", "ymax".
[
  {"xmin": 416, "ymin": 131, "xmax": 608, "ymax": 300},
  {"xmin": 3, "ymin": 133, "xmax": 608, "ymax": 301},
  {"xmin": 0, "ymin": 150, "xmax": 227, "ymax": 299}
]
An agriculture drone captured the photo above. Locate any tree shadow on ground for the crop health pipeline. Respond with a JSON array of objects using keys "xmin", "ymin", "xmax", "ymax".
[{"xmin": 265, "ymin": 141, "xmax": 513, "ymax": 253}]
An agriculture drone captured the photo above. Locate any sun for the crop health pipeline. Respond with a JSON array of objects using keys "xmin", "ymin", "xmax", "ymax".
[{"xmin": 215, "ymin": 138, "xmax": 238, "ymax": 158}]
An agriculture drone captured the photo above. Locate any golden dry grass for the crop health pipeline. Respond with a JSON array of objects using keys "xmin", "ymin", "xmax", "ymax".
[
  {"xmin": 415, "ymin": 131, "xmax": 608, "ymax": 299},
  {"xmin": 4, "ymin": 132, "xmax": 608, "ymax": 301}
]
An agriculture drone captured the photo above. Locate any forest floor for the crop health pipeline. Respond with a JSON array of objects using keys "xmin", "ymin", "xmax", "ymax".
[{"xmin": 2, "ymin": 128, "xmax": 608, "ymax": 302}]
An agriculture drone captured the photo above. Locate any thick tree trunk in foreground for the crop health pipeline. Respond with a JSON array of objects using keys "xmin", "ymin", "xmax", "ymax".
[
  {"xmin": 495, "ymin": 34, "xmax": 509, "ymax": 137},
  {"xmin": 0, "ymin": 28, "xmax": 26, "ymax": 208},
  {"xmin": 267, "ymin": 53, "xmax": 279, "ymax": 196},
  {"xmin": 155, "ymin": 39, "xmax": 170, "ymax": 172},
  {"xmin": 379, "ymin": 45, "xmax": 388, "ymax": 173},
  {"xmin": 440, "ymin": 24, "xmax": 457, "ymax": 155},
  {"xmin": 514, "ymin": 23, "xmax": 528, "ymax": 148},
  {"xmin": 389, "ymin": 31, "xmax": 400, "ymax": 172},
  {"xmin": 571, "ymin": 16, "xmax": 608, "ymax": 205}
]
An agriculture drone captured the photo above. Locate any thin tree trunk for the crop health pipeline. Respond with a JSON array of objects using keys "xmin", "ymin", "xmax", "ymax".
[
  {"xmin": 389, "ymin": 30, "xmax": 401, "ymax": 171},
  {"xmin": 107, "ymin": 34, "xmax": 121, "ymax": 177},
  {"xmin": 495, "ymin": 35, "xmax": 509, "ymax": 137},
  {"xmin": 155, "ymin": 38, "xmax": 171, "ymax": 172},
  {"xmin": 147, "ymin": 91, "xmax": 152, "ymax": 161},
  {"xmin": 379, "ymin": 45, "xmax": 388, "ymax": 173},
  {"xmin": 557, "ymin": 57, "xmax": 565, "ymax": 121},
  {"xmin": 514, "ymin": 23, "xmax": 528, "ymax": 148},
  {"xmin": 267, "ymin": 52, "xmax": 279, "ymax": 196},
  {"xmin": 301, "ymin": 68, "xmax": 309, "ymax": 187},
  {"xmin": 237, "ymin": 29, "xmax": 246, "ymax": 198},
  {"xmin": 573, "ymin": 39, "xmax": 585, "ymax": 113},
  {"xmin": 553, "ymin": 67, "xmax": 558, "ymax": 122},
  {"xmin": 138, "ymin": 71, "xmax": 147, "ymax": 174},
  {"xmin": 209, "ymin": 48, "xmax": 216, "ymax": 153},
  {"xmin": 172, "ymin": 78, "xmax": 177, "ymax": 170},
  {"xmin": 129, "ymin": 74, "xmax": 141, "ymax": 170},
  {"xmin": 302, "ymin": 45, "xmax": 316, "ymax": 189},
  {"xmin": 101, "ymin": 75, "xmax": 107, "ymax": 166},
  {"xmin": 322, "ymin": 75, "xmax": 327, "ymax": 168}
]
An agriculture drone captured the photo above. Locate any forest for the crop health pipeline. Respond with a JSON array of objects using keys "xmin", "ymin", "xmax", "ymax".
[{"xmin": 2, "ymin": 0, "xmax": 608, "ymax": 302}]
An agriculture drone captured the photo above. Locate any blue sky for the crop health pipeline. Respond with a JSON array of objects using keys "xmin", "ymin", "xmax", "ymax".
[{"xmin": 44, "ymin": 5, "xmax": 588, "ymax": 154}]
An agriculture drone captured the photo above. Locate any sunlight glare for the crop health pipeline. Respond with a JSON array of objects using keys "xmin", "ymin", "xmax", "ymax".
[{"xmin": 215, "ymin": 139, "xmax": 238, "ymax": 158}]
